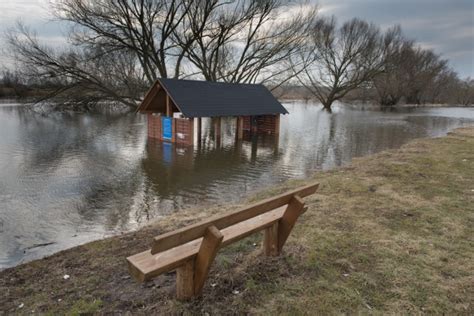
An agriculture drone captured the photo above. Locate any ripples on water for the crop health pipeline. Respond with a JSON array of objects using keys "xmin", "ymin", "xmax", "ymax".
[{"xmin": 0, "ymin": 101, "xmax": 473, "ymax": 268}]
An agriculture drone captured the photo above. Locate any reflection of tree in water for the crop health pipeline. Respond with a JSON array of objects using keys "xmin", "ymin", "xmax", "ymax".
[
  {"xmin": 11, "ymin": 108, "xmax": 140, "ymax": 170},
  {"xmin": 1, "ymin": 107, "xmax": 147, "ymax": 229}
]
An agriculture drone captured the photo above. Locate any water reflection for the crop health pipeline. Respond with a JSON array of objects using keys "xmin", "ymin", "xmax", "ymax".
[{"xmin": 1, "ymin": 102, "xmax": 473, "ymax": 268}]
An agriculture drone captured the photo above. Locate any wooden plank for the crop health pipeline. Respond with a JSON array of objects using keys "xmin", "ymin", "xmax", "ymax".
[
  {"xmin": 171, "ymin": 118, "xmax": 176, "ymax": 143},
  {"xmin": 278, "ymin": 195, "xmax": 306, "ymax": 252},
  {"xmin": 127, "ymin": 238, "xmax": 202, "ymax": 282},
  {"xmin": 176, "ymin": 259, "xmax": 195, "ymax": 300},
  {"xmin": 274, "ymin": 115, "xmax": 280, "ymax": 135},
  {"xmin": 188, "ymin": 118, "xmax": 194, "ymax": 146},
  {"xmin": 151, "ymin": 183, "xmax": 319, "ymax": 254},
  {"xmin": 139, "ymin": 85, "xmax": 160, "ymax": 112},
  {"xmin": 221, "ymin": 205, "xmax": 285, "ymax": 247},
  {"xmin": 128, "ymin": 205, "xmax": 288, "ymax": 282},
  {"xmin": 166, "ymin": 94, "xmax": 171, "ymax": 117},
  {"xmin": 236, "ymin": 116, "xmax": 243, "ymax": 139},
  {"xmin": 264, "ymin": 222, "xmax": 279, "ymax": 256},
  {"xmin": 194, "ymin": 226, "xmax": 223, "ymax": 295}
]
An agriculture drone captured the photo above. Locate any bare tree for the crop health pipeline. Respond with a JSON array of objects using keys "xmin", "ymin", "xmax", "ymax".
[
  {"xmin": 455, "ymin": 78, "xmax": 474, "ymax": 105},
  {"xmin": 294, "ymin": 17, "xmax": 393, "ymax": 111},
  {"xmin": 0, "ymin": 69, "xmax": 27, "ymax": 96},
  {"xmin": 7, "ymin": 23, "xmax": 146, "ymax": 108},
  {"xmin": 54, "ymin": 0, "xmax": 194, "ymax": 82},
  {"xmin": 372, "ymin": 26, "xmax": 414, "ymax": 106},
  {"xmin": 7, "ymin": 0, "xmax": 194, "ymax": 108},
  {"xmin": 423, "ymin": 68, "xmax": 459, "ymax": 104},
  {"xmin": 372, "ymin": 26, "xmax": 449, "ymax": 106},
  {"xmin": 174, "ymin": 0, "xmax": 318, "ymax": 88},
  {"xmin": 403, "ymin": 47, "xmax": 448, "ymax": 104},
  {"xmin": 6, "ymin": 0, "xmax": 318, "ymax": 108}
]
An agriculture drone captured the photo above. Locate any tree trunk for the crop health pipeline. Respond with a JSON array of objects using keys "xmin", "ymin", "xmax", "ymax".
[
  {"xmin": 322, "ymin": 99, "xmax": 333, "ymax": 112},
  {"xmin": 380, "ymin": 94, "xmax": 400, "ymax": 107}
]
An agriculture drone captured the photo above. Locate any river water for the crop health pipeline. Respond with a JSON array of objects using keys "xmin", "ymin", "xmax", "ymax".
[{"xmin": 1, "ymin": 101, "xmax": 473, "ymax": 269}]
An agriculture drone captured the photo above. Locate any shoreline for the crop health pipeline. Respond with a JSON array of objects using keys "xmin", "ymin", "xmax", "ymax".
[
  {"xmin": 1, "ymin": 127, "xmax": 473, "ymax": 314},
  {"xmin": 2, "ymin": 96, "xmax": 473, "ymax": 108}
]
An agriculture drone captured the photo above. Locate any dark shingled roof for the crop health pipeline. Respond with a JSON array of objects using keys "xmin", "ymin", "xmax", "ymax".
[{"xmin": 157, "ymin": 78, "xmax": 288, "ymax": 118}]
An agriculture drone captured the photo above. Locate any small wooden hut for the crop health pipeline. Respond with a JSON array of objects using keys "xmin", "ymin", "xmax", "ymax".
[{"xmin": 137, "ymin": 78, "xmax": 288, "ymax": 146}]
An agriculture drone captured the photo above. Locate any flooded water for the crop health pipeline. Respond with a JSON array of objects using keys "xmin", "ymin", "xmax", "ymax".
[{"xmin": 1, "ymin": 101, "xmax": 473, "ymax": 269}]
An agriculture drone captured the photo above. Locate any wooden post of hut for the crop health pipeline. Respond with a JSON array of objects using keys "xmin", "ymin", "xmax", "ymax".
[
  {"xmin": 214, "ymin": 117, "xmax": 221, "ymax": 147},
  {"xmin": 197, "ymin": 117, "xmax": 202, "ymax": 144},
  {"xmin": 236, "ymin": 116, "xmax": 243, "ymax": 140}
]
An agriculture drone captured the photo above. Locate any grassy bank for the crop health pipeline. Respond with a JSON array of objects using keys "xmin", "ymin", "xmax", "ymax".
[{"xmin": 1, "ymin": 128, "xmax": 473, "ymax": 314}]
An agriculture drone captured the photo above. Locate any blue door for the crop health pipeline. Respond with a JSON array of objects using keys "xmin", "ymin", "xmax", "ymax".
[{"xmin": 162, "ymin": 116, "xmax": 172, "ymax": 140}]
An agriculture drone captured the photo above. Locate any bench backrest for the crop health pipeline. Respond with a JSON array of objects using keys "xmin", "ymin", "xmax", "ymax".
[{"xmin": 151, "ymin": 182, "xmax": 319, "ymax": 254}]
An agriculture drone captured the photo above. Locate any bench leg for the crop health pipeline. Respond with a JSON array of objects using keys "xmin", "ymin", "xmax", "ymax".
[
  {"xmin": 278, "ymin": 195, "xmax": 306, "ymax": 252},
  {"xmin": 176, "ymin": 226, "xmax": 224, "ymax": 300},
  {"xmin": 264, "ymin": 222, "xmax": 280, "ymax": 256},
  {"xmin": 194, "ymin": 226, "xmax": 223, "ymax": 296},
  {"xmin": 176, "ymin": 260, "xmax": 195, "ymax": 300}
]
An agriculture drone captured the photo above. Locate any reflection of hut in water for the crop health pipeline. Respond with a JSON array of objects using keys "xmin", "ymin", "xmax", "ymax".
[
  {"xmin": 142, "ymin": 134, "xmax": 282, "ymax": 198},
  {"xmin": 137, "ymin": 78, "xmax": 288, "ymax": 146}
]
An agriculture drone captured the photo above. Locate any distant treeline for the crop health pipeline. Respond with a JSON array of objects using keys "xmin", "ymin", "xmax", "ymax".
[
  {"xmin": 2, "ymin": 0, "xmax": 473, "ymax": 110},
  {"xmin": 0, "ymin": 70, "xmax": 50, "ymax": 99}
]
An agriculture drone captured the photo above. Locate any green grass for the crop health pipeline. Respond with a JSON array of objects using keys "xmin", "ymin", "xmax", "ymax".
[{"xmin": 67, "ymin": 299, "xmax": 103, "ymax": 316}]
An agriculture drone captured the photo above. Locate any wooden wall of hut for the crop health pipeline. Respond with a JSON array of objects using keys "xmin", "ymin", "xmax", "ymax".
[
  {"xmin": 242, "ymin": 115, "xmax": 280, "ymax": 134},
  {"xmin": 147, "ymin": 114, "xmax": 194, "ymax": 146}
]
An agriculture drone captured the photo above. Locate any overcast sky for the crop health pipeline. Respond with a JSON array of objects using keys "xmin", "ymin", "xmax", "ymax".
[{"xmin": 1, "ymin": 0, "xmax": 473, "ymax": 78}]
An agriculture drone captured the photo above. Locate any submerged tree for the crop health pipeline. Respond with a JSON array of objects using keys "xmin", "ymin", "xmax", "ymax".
[
  {"xmin": 373, "ymin": 27, "xmax": 449, "ymax": 107},
  {"xmin": 422, "ymin": 68, "xmax": 459, "ymax": 104},
  {"xmin": 372, "ymin": 26, "xmax": 413, "ymax": 107},
  {"xmin": 455, "ymin": 78, "xmax": 474, "ymax": 105},
  {"xmin": 294, "ymin": 17, "xmax": 393, "ymax": 111},
  {"xmin": 403, "ymin": 48, "xmax": 448, "ymax": 104}
]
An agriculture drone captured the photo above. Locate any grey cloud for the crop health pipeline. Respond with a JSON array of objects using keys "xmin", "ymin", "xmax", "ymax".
[
  {"xmin": 318, "ymin": 0, "xmax": 474, "ymax": 78},
  {"xmin": 1, "ymin": 0, "xmax": 473, "ymax": 77}
]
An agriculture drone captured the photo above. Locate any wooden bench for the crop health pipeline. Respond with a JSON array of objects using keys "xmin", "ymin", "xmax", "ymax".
[{"xmin": 126, "ymin": 182, "xmax": 319, "ymax": 299}]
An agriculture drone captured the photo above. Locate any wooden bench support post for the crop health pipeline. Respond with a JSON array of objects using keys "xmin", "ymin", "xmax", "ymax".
[
  {"xmin": 264, "ymin": 222, "xmax": 279, "ymax": 256},
  {"xmin": 278, "ymin": 195, "xmax": 306, "ymax": 252},
  {"xmin": 176, "ymin": 259, "xmax": 195, "ymax": 300},
  {"xmin": 194, "ymin": 226, "xmax": 223, "ymax": 296}
]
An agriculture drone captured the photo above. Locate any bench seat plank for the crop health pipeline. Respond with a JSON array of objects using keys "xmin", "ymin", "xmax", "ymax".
[{"xmin": 127, "ymin": 205, "xmax": 287, "ymax": 282}]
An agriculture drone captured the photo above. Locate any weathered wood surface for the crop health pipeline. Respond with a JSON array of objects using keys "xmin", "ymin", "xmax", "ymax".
[
  {"xmin": 151, "ymin": 182, "xmax": 319, "ymax": 254},
  {"xmin": 194, "ymin": 226, "xmax": 223, "ymax": 295},
  {"xmin": 236, "ymin": 116, "xmax": 244, "ymax": 139},
  {"xmin": 263, "ymin": 222, "xmax": 279, "ymax": 256},
  {"xmin": 137, "ymin": 83, "xmax": 160, "ymax": 113},
  {"xmin": 176, "ymin": 259, "xmax": 195, "ymax": 299},
  {"xmin": 278, "ymin": 195, "xmax": 306, "ymax": 251},
  {"xmin": 127, "ymin": 205, "xmax": 288, "ymax": 282}
]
